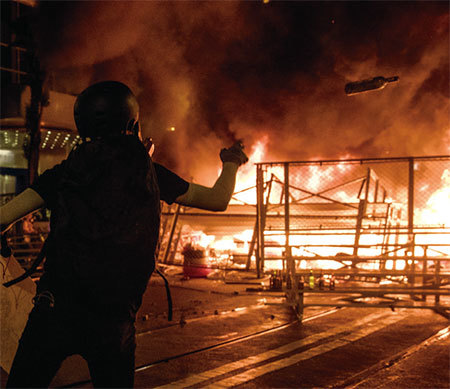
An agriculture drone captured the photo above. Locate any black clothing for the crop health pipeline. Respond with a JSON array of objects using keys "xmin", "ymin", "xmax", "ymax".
[
  {"xmin": 7, "ymin": 135, "xmax": 188, "ymax": 388},
  {"xmin": 7, "ymin": 304, "xmax": 136, "ymax": 388},
  {"xmin": 153, "ymin": 163, "xmax": 189, "ymax": 205},
  {"xmin": 32, "ymin": 152, "xmax": 188, "ymax": 210},
  {"xmin": 30, "ymin": 135, "xmax": 188, "ymax": 319}
]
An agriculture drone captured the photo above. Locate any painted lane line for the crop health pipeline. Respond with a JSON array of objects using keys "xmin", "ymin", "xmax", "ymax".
[
  {"xmin": 136, "ymin": 304, "xmax": 268, "ymax": 337},
  {"xmin": 343, "ymin": 325, "xmax": 450, "ymax": 389},
  {"xmin": 204, "ymin": 312, "xmax": 405, "ymax": 388},
  {"xmin": 136, "ymin": 309, "xmax": 339, "ymax": 374},
  {"xmin": 154, "ymin": 310, "xmax": 397, "ymax": 389}
]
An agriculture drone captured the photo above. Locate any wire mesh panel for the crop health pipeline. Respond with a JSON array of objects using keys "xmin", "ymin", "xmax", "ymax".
[
  {"xmin": 256, "ymin": 156, "xmax": 450, "ymax": 276},
  {"xmin": 413, "ymin": 157, "xmax": 450, "ymax": 228},
  {"xmin": 255, "ymin": 156, "xmax": 450, "ymax": 320}
]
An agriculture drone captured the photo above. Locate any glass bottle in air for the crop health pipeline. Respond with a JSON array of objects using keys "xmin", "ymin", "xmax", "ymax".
[{"xmin": 345, "ymin": 76, "xmax": 399, "ymax": 95}]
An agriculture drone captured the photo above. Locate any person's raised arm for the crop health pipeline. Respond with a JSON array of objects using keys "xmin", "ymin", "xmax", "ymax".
[
  {"xmin": 0, "ymin": 188, "xmax": 45, "ymax": 232},
  {"xmin": 174, "ymin": 143, "xmax": 248, "ymax": 212}
]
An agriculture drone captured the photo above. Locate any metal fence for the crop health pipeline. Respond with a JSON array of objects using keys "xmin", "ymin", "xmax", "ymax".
[{"xmin": 255, "ymin": 156, "xmax": 450, "ymax": 318}]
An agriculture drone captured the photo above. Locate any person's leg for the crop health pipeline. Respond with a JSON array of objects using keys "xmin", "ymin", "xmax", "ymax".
[
  {"xmin": 6, "ymin": 306, "xmax": 70, "ymax": 388},
  {"xmin": 83, "ymin": 318, "xmax": 136, "ymax": 388}
]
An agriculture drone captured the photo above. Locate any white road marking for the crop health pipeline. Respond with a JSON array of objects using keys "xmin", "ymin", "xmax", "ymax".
[
  {"xmin": 154, "ymin": 310, "xmax": 401, "ymax": 389},
  {"xmin": 204, "ymin": 312, "xmax": 405, "ymax": 388},
  {"xmin": 136, "ymin": 304, "xmax": 267, "ymax": 337}
]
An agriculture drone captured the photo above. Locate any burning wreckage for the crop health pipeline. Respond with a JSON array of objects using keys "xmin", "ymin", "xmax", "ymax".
[
  {"xmin": 159, "ymin": 151, "xmax": 449, "ymax": 276},
  {"xmin": 155, "ymin": 75, "xmax": 449, "ymax": 315}
]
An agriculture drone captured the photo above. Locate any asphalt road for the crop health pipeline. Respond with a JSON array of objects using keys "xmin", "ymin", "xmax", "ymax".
[{"xmin": 42, "ymin": 275, "xmax": 449, "ymax": 389}]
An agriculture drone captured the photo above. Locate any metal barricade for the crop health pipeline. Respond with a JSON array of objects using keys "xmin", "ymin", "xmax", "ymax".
[{"xmin": 255, "ymin": 156, "xmax": 450, "ymax": 319}]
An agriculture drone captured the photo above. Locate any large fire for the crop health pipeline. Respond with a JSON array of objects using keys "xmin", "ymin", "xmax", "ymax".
[
  {"xmin": 231, "ymin": 136, "xmax": 269, "ymax": 205},
  {"xmin": 416, "ymin": 169, "xmax": 450, "ymax": 227},
  {"xmin": 176, "ymin": 150, "xmax": 449, "ymax": 275}
]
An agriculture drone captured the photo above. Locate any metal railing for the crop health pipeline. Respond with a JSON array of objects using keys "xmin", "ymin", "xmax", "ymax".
[{"xmin": 255, "ymin": 156, "xmax": 450, "ymax": 319}]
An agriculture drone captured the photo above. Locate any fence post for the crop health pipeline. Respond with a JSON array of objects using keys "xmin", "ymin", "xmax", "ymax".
[
  {"xmin": 408, "ymin": 158, "xmax": 415, "ymax": 250},
  {"xmin": 246, "ymin": 226, "xmax": 257, "ymax": 271},
  {"xmin": 434, "ymin": 259, "xmax": 441, "ymax": 304},
  {"xmin": 247, "ymin": 175, "xmax": 273, "ymax": 270},
  {"xmin": 284, "ymin": 163, "xmax": 292, "ymax": 289},
  {"xmin": 353, "ymin": 168, "xmax": 370, "ymax": 265},
  {"xmin": 422, "ymin": 245, "xmax": 428, "ymax": 301},
  {"xmin": 256, "ymin": 164, "xmax": 264, "ymax": 278}
]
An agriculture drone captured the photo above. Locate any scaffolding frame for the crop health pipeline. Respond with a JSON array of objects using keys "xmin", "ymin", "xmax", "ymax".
[{"xmin": 255, "ymin": 156, "xmax": 450, "ymax": 319}]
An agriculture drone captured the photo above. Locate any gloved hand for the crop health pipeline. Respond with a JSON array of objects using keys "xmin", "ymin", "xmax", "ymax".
[{"xmin": 220, "ymin": 141, "xmax": 249, "ymax": 166}]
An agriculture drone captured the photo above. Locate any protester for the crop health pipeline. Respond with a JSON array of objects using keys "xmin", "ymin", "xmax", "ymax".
[{"xmin": 1, "ymin": 81, "xmax": 248, "ymax": 388}]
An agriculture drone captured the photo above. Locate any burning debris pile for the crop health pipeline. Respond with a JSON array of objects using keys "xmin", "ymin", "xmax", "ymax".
[{"xmin": 158, "ymin": 155, "xmax": 449, "ymax": 279}]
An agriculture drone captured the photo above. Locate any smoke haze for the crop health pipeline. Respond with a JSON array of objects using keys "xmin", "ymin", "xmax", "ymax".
[{"xmin": 35, "ymin": 1, "xmax": 449, "ymax": 183}]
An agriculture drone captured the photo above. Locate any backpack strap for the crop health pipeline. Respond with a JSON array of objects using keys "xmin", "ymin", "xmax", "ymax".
[{"xmin": 155, "ymin": 267, "xmax": 173, "ymax": 321}]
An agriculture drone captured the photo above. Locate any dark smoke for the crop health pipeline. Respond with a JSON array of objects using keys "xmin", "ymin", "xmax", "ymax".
[{"xmin": 35, "ymin": 1, "xmax": 449, "ymax": 182}]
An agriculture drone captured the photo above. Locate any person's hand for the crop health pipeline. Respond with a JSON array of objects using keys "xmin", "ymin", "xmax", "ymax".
[{"xmin": 220, "ymin": 142, "xmax": 249, "ymax": 166}]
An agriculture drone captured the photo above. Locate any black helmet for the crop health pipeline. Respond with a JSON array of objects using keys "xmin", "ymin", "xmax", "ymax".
[{"xmin": 74, "ymin": 81, "xmax": 139, "ymax": 139}]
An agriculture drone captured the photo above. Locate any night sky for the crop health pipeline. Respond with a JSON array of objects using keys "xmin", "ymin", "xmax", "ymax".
[{"xmin": 32, "ymin": 1, "xmax": 449, "ymax": 180}]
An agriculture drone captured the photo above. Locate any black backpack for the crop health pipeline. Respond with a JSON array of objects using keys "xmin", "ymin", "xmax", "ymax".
[{"xmin": 4, "ymin": 135, "xmax": 166, "ymax": 317}]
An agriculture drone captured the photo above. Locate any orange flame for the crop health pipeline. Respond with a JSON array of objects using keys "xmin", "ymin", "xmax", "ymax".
[
  {"xmin": 416, "ymin": 169, "xmax": 450, "ymax": 227},
  {"xmin": 231, "ymin": 135, "xmax": 269, "ymax": 204},
  {"xmin": 186, "ymin": 151, "xmax": 449, "ymax": 272}
]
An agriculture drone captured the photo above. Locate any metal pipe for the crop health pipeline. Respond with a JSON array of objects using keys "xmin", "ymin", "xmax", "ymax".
[
  {"xmin": 162, "ymin": 204, "xmax": 181, "ymax": 264},
  {"xmin": 256, "ymin": 165, "xmax": 264, "ymax": 278},
  {"xmin": 255, "ymin": 155, "xmax": 450, "ymax": 167},
  {"xmin": 353, "ymin": 168, "xmax": 370, "ymax": 259},
  {"xmin": 0, "ymin": 66, "xmax": 28, "ymax": 75},
  {"xmin": 408, "ymin": 158, "xmax": 415, "ymax": 239},
  {"xmin": 284, "ymin": 163, "xmax": 291, "ymax": 282},
  {"xmin": 248, "ymin": 175, "xmax": 274, "ymax": 270}
]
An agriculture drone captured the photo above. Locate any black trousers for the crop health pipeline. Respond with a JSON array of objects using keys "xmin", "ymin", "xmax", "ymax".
[{"xmin": 6, "ymin": 303, "xmax": 136, "ymax": 388}]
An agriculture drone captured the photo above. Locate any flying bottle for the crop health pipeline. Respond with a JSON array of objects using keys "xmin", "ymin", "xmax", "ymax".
[{"xmin": 345, "ymin": 76, "xmax": 399, "ymax": 96}]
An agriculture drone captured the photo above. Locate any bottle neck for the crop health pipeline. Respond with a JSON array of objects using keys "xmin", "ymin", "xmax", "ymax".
[{"xmin": 386, "ymin": 76, "xmax": 399, "ymax": 83}]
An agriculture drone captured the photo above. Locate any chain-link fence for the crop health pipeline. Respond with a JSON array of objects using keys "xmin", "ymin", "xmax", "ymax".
[{"xmin": 255, "ymin": 156, "xmax": 450, "ymax": 283}]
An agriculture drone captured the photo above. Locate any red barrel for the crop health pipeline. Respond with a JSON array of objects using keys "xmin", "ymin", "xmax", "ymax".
[{"xmin": 182, "ymin": 245, "xmax": 212, "ymax": 278}]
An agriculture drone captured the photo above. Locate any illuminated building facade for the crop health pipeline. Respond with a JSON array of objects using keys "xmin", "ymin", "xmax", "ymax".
[{"xmin": 1, "ymin": 0, "xmax": 78, "ymax": 200}]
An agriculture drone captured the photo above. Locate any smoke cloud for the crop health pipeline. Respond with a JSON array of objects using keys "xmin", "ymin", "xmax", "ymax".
[{"xmin": 35, "ymin": 1, "xmax": 449, "ymax": 183}]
